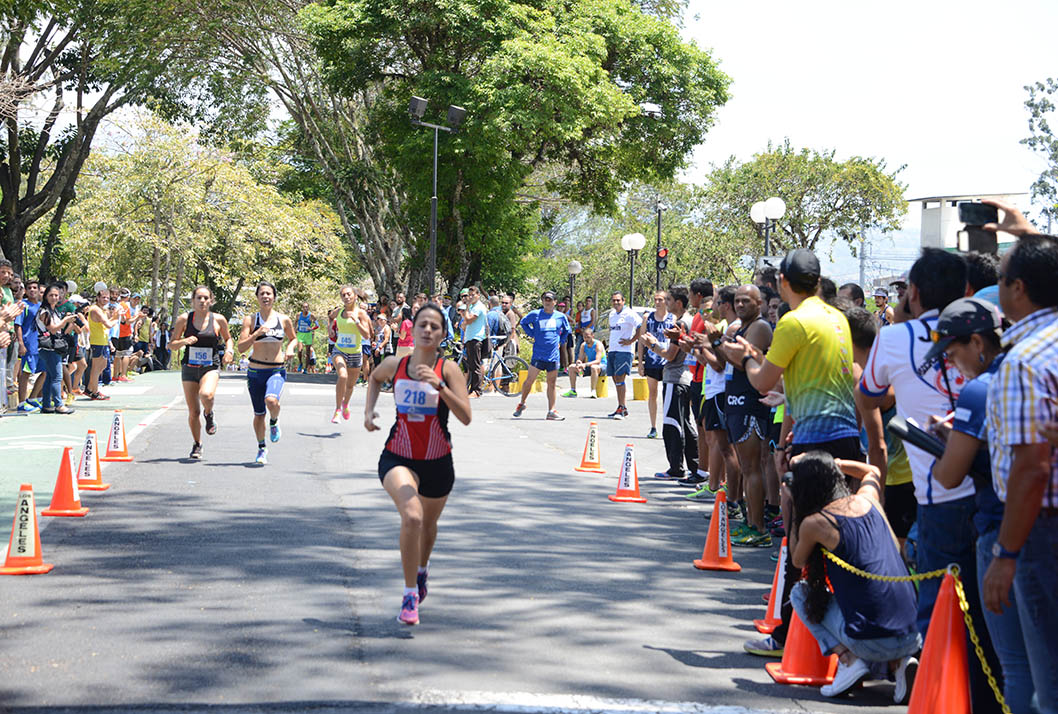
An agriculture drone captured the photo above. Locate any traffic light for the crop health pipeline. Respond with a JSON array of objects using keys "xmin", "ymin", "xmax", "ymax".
[{"xmin": 656, "ymin": 247, "xmax": 669, "ymax": 272}]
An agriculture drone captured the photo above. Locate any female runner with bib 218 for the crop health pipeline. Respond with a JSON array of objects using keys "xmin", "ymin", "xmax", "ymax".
[
  {"xmin": 327, "ymin": 285, "xmax": 372, "ymax": 424},
  {"xmin": 237, "ymin": 281, "xmax": 296, "ymax": 465},
  {"xmin": 364, "ymin": 303, "xmax": 471, "ymax": 626},
  {"xmin": 168, "ymin": 286, "xmax": 234, "ymax": 460}
]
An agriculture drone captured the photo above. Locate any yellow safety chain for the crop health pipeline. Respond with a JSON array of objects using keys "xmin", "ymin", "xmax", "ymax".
[
  {"xmin": 821, "ymin": 548, "xmax": 948, "ymax": 583},
  {"xmin": 821, "ymin": 549, "xmax": 1011, "ymax": 714}
]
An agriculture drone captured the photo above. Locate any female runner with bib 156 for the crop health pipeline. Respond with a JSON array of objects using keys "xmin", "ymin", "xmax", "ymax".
[
  {"xmin": 364, "ymin": 303, "xmax": 471, "ymax": 626},
  {"xmin": 168, "ymin": 286, "xmax": 234, "ymax": 460},
  {"xmin": 327, "ymin": 285, "xmax": 372, "ymax": 424},
  {"xmin": 237, "ymin": 281, "xmax": 297, "ymax": 465}
]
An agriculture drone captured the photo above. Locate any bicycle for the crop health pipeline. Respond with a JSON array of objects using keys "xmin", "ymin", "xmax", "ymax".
[{"xmin": 453, "ymin": 336, "xmax": 526, "ymax": 396}]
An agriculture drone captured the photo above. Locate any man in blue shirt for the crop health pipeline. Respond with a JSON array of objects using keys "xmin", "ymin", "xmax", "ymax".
[
  {"xmin": 14, "ymin": 278, "xmax": 42, "ymax": 411},
  {"xmin": 460, "ymin": 285, "xmax": 488, "ymax": 397},
  {"xmin": 513, "ymin": 291, "xmax": 571, "ymax": 420}
]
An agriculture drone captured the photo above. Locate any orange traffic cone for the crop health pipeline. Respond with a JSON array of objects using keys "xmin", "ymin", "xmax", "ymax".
[
  {"xmin": 575, "ymin": 421, "xmax": 606, "ymax": 473},
  {"xmin": 100, "ymin": 409, "xmax": 133, "ymax": 462},
  {"xmin": 907, "ymin": 571, "xmax": 970, "ymax": 713},
  {"xmin": 0, "ymin": 485, "xmax": 55, "ymax": 575},
  {"xmin": 608, "ymin": 443, "xmax": 647, "ymax": 503},
  {"xmin": 693, "ymin": 489, "xmax": 741, "ymax": 571},
  {"xmin": 754, "ymin": 536, "xmax": 787, "ymax": 633},
  {"xmin": 77, "ymin": 430, "xmax": 111, "ymax": 491},
  {"xmin": 42, "ymin": 446, "xmax": 90, "ymax": 517},
  {"xmin": 766, "ymin": 611, "xmax": 838, "ymax": 685}
]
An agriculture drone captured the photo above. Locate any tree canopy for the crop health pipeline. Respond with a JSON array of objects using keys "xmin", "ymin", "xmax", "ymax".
[{"xmin": 1023, "ymin": 78, "xmax": 1058, "ymax": 224}]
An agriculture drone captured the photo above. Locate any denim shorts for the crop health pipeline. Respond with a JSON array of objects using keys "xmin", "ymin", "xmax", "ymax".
[{"xmin": 606, "ymin": 351, "xmax": 633, "ymax": 378}]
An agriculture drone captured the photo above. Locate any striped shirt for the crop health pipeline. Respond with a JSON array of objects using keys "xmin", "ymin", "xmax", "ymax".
[{"xmin": 986, "ymin": 307, "xmax": 1058, "ymax": 507}]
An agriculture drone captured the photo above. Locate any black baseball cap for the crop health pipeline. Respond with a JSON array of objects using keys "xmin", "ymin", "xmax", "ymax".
[
  {"xmin": 779, "ymin": 248, "xmax": 821, "ymax": 285},
  {"xmin": 541, "ymin": 291, "xmax": 556, "ymax": 300},
  {"xmin": 922, "ymin": 297, "xmax": 1002, "ymax": 366}
]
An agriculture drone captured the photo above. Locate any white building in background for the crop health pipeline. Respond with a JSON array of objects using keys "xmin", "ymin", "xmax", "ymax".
[{"xmin": 910, "ymin": 192, "xmax": 1027, "ymax": 251}]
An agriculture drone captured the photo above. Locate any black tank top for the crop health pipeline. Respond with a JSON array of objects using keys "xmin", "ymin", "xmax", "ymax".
[
  {"xmin": 181, "ymin": 311, "xmax": 219, "ymax": 367},
  {"xmin": 727, "ymin": 316, "xmax": 766, "ymax": 403}
]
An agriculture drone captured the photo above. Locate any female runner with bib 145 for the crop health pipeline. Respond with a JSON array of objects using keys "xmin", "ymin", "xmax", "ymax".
[
  {"xmin": 364, "ymin": 303, "xmax": 471, "ymax": 626},
  {"xmin": 327, "ymin": 285, "xmax": 372, "ymax": 424},
  {"xmin": 168, "ymin": 286, "xmax": 234, "ymax": 459},
  {"xmin": 237, "ymin": 281, "xmax": 297, "ymax": 465}
]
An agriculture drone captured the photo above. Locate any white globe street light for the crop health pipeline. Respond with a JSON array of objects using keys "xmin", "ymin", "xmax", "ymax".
[
  {"xmin": 751, "ymin": 196, "xmax": 786, "ymax": 260},
  {"xmin": 620, "ymin": 233, "xmax": 647, "ymax": 305},
  {"xmin": 568, "ymin": 260, "xmax": 583, "ymax": 310}
]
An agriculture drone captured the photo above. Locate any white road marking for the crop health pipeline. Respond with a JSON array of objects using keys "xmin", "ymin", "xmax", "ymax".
[{"xmin": 405, "ymin": 691, "xmax": 797, "ymax": 714}]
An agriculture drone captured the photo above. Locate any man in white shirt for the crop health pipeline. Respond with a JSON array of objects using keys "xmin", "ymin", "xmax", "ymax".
[
  {"xmin": 857, "ymin": 248, "xmax": 1001, "ymax": 708},
  {"xmin": 606, "ymin": 292, "xmax": 642, "ymax": 419}
]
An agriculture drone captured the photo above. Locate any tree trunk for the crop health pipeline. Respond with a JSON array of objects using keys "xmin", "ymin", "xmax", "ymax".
[
  {"xmin": 150, "ymin": 243, "xmax": 160, "ymax": 311},
  {"xmin": 0, "ymin": 219, "xmax": 25, "ymax": 273},
  {"xmin": 158, "ymin": 250, "xmax": 171, "ymax": 323},
  {"xmin": 171, "ymin": 252, "xmax": 185, "ymax": 320},
  {"xmin": 38, "ymin": 184, "xmax": 76, "ymax": 281}
]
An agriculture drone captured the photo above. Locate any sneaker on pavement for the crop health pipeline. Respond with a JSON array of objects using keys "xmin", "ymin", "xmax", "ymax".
[
  {"xmin": 678, "ymin": 473, "xmax": 707, "ymax": 487},
  {"xmin": 513, "ymin": 402, "xmax": 526, "ymax": 418},
  {"xmin": 743, "ymin": 636, "xmax": 783, "ymax": 658},
  {"xmin": 255, "ymin": 447, "xmax": 268, "ymax": 465},
  {"xmin": 190, "ymin": 443, "xmax": 203, "ymax": 460},
  {"xmin": 684, "ymin": 485, "xmax": 717, "ymax": 501},
  {"xmin": 733, "ymin": 526, "xmax": 773, "ymax": 548},
  {"xmin": 893, "ymin": 656, "xmax": 918, "ymax": 704},
  {"xmin": 89, "ymin": 391, "xmax": 110, "ymax": 400},
  {"xmin": 417, "ymin": 570, "xmax": 428, "ymax": 603},
  {"xmin": 398, "ymin": 592, "xmax": 419, "ymax": 625},
  {"xmin": 646, "ymin": 427, "xmax": 657, "ymax": 439},
  {"xmin": 269, "ymin": 423, "xmax": 281, "ymax": 443},
  {"xmin": 16, "ymin": 402, "xmax": 39, "ymax": 413},
  {"xmin": 728, "ymin": 521, "xmax": 752, "ymax": 538},
  {"xmin": 546, "ymin": 410, "xmax": 565, "ymax": 421},
  {"xmin": 654, "ymin": 471, "xmax": 681, "ymax": 480},
  {"xmin": 561, "ymin": 389, "xmax": 577, "ymax": 398},
  {"xmin": 820, "ymin": 658, "xmax": 870, "ymax": 697}
]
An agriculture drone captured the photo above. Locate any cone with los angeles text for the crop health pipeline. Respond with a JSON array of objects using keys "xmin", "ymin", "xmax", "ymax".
[
  {"xmin": 608, "ymin": 443, "xmax": 646, "ymax": 503},
  {"xmin": 0, "ymin": 484, "xmax": 55, "ymax": 575},
  {"xmin": 693, "ymin": 489, "xmax": 741, "ymax": 572},
  {"xmin": 765, "ymin": 611, "xmax": 839, "ymax": 685},
  {"xmin": 907, "ymin": 571, "xmax": 970, "ymax": 713},
  {"xmin": 100, "ymin": 409, "xmax": 133, "ymax": 462},
  {"xmin": 42, "ymin": 446, "xmax": 90, "ymax": 517},
  {"xmin": 77, "ymin": 429, "xmax": 111, "ymax": 491},
  {"xmin": 754, "ymin": 537, "xmax": 787, "ymax": 633},
  {"xmin": 575, "ymin": 421, "xmax": 606, "ymax": 473}
]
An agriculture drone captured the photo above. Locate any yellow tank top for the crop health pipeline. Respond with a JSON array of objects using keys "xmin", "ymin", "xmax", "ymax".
[
  {"xmin": 137, "ymin": 318, "xmax": 150, "ymax": 342},
  {"xmin": 89, "ymin": 314, "xmax": 108, "ymax": 346},
  {"xmin": 335, "ymin": 311, "xmax": 362, "ymax": 354}
]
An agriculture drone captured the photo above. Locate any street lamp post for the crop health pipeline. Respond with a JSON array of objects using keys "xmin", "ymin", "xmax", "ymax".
[
  {"xmin": 750, "ymin": 197, "xmax": 786, "ymax": 265},
  {"xmin": 409, "ymin": 97, "xmax": 466, "ymax": 294},
  {"xmin": 568, "ymin": 260, "xmax": 583, "ymax": 311},
  {"xmin": 620, "ymin": 232, "xmax": 646, "ymax": 307}
]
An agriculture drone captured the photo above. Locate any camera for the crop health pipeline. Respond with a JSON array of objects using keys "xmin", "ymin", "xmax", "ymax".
[{"xmin": 957, "ymin": 201, "xmax": 999, "ymax": 226}]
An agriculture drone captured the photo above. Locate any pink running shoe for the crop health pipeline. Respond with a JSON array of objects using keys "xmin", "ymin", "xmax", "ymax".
[
  {"xmin": 398, "ymin": 592, "xmax": 419, "ymax": 625},
  {"xmin": 342, "ymin": 403, "xmax": 351, "ymax": 420}
]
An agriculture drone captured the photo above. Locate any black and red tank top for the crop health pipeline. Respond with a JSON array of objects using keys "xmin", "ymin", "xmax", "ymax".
[{"xmin": 384, "ymin": 355, "xmax": 452, "ymax": 460}]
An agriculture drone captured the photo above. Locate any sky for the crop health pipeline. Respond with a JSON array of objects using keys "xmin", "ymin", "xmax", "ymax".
[{"xmin": 677, "ymin": 0, "xmax": 1058, "ymax": 282}]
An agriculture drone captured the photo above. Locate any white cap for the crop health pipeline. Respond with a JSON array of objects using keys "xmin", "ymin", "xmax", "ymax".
[
  {"xmin": 66, "ymin": 280, "xmax": 77, "ymax": 293},
  {"xmin": 93, "ymin": 281, "xmax": 108, "ymax": 294}
]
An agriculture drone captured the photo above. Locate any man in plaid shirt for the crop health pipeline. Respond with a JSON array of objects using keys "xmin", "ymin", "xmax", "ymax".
[{"xmin": 984, "ymin": 233, "xmax": 1058, "ymax": 712}]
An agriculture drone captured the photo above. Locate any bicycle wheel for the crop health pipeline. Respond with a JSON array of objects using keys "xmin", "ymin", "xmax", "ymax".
[{"xmin": 497, "ymin": 355, "xmax": 530, "ymax": 397}]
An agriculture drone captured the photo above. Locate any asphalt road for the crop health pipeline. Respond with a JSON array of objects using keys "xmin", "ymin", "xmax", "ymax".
[{"xmin": 1, "ymin": 371, "xmax": 905, "ymax": 714}]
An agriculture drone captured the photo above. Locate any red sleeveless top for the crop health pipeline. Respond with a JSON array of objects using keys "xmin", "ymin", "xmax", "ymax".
[{"xmin": 384, "ymin": 355, "xmax": 452, "ymax": 460}]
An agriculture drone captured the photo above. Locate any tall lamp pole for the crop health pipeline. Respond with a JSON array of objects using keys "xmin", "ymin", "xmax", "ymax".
[
  {"xmin": 568, "ymin": 260, "xmax": 583, "ymax": 311},
  {"xmin": 620, "ymin": 232, "xmax": 646, "ymax": 307},
  {"xmin": 409, "ymin": 97, "xmax": 466, "ymax": 294},
  {"xmin": 750, "ymin": 197, "xmax": 787, "ymax": 268}
]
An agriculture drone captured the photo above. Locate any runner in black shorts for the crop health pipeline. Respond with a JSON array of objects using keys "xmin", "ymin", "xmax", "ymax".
[
  {"xmin": 168, "ymin": 286, "xmax": 233, "ymax": 460},
  {"xmin": 365, "ymin": 303, "xmax": 471, "ymax": 626}
]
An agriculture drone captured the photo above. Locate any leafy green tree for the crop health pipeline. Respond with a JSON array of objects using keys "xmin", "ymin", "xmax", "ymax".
[
  {"xmin": 1023, "ymin": 78, "xmax": 1058, "ymax": 224},
  {"xmin": 33, "ymin": 114, "xmax": 351, "ymax": 321},
  {"xmin": 700, "ymin": 140, "xmax": 908, "ymax": 255},
  {"xmin": 302, "ymin": 0, "xmax": 730, "ymax": 291},
  {"xmin": 0, "ymin": 0, "xmax": 266, "ymax": 275}
]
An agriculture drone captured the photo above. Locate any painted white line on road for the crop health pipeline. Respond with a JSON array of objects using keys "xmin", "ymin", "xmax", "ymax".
[{"xmin": 405, "ymin": 691, "xmax": 797, "ymax": 714}]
